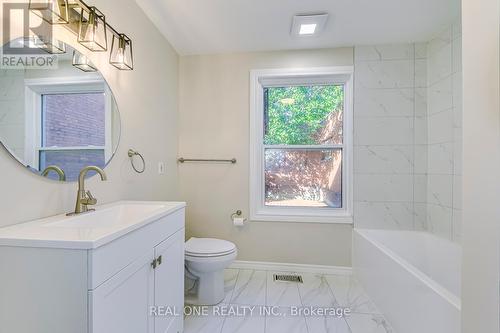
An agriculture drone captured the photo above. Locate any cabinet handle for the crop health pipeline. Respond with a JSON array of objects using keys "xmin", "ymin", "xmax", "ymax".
[
  {"xmin": 157, "ymin": 255, "xmax": 162, "ymax": 266},
  {"xmin": 151, "ymin": 259, "xmax": 157, "ymax": 269}
]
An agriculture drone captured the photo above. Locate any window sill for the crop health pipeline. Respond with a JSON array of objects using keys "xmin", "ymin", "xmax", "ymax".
[{"xmin": 250, "ymin": 211, "xmax": 353, "ymax": 224}]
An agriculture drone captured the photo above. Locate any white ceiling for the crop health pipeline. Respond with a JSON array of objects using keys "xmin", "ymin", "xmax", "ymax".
[{"xmin": 135, "ymin": 0, "xmax": 460, "ymax": 56}]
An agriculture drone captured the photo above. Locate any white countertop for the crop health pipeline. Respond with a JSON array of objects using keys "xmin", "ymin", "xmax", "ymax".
[{"xmin": 0, "ymin": 201, "xmax": 186, "ymax": 249}]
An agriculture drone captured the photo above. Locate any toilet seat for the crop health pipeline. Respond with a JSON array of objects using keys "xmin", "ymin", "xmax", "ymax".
[{"xmin": 185, "ymin": 237, "xmax": 237, "ymax": 258}]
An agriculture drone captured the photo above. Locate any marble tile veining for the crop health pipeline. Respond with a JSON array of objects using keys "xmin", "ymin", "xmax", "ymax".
[
  {"xmin": 325, "ymin": 275, "xmax": 380, "ymax": 314},
  {"xmin": 427, "ymin": 76, "xmax": 453, "ymax": 115},
  {"xmin": 354, "ymin": 44, "xmax": 413, "ymax": 62},
  {"xmin": 354, "ymin": 117, "xmax": 414, "ymax": 146},
  {"xmin": 306, "ymin": 315, "xmax": 352, "ymax": 333},
  {"xmin": 354, "ymin": 174, "xmax": 413, "ymax": 203},
  {"xmin": 355, "ymin": 60, "xmax": 414, "ymax": 89},
  {"xmin": 297, "ymin": 273, "xmax": 337, "ymax": 307},
  {"xmin": 427, "ymin": 204, "xmax": 453, "ymax": 240},
  {"xmin": 230, "ymin": 269, "xmax": 266, "ymax": 305},
  {"xmin": 352, "ymin": 30, "xmax": 462, "ymax": 243},
  {"xmin": 427, "ymin": 43, "xmax": 452, "ymax": 86},
  {"xmin": 265, "ymin": 307, "xmax": 309, "ymax": 333},
  {"xmin": 354, "ymin": 146, "xmax": 413, "ymax": 175},
  {"xmin": 184, "ymin": 269, "xmax": 394, "ymax": 333},
  {"xmin": 184, "ymin": 305, "xmax": 225, "ymax": 333},
  {"xmin": 346, "ymin": 313, "xmax": 394, "ymax": 333},
  {"xmin": 220, "ymin": 304, "xmax": 266, "ymax": 333},
  {"xmin": 354, "ymin": 88, "xmax": 414, "ymax": 118},
  {"xmin": 223, "ymin": 269, "xmax": 239, "ymax": 303},
  {"xmin": 353, "ymin": 202, "xmax": 414, "ymax": 230}
]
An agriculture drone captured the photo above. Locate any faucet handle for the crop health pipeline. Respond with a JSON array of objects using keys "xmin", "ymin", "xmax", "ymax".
[{"xmin": 85, "ymin": 191, "xmax": 97, "ymax": 205}]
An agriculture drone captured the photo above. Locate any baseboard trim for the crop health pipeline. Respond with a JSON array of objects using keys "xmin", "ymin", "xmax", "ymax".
[{"xmin": 229, "ymin": 260, "xmax": 352, "ymax": 275}]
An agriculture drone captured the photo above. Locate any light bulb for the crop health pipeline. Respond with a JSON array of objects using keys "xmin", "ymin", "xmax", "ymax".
[{"xmin": 116, "ymin": 47, "xmax": 125, "ymax": 64}]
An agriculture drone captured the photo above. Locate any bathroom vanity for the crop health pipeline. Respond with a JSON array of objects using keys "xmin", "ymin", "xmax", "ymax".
[{"xmin": 0, "ymin": 201, "xmax": 185, "ymax": 333}]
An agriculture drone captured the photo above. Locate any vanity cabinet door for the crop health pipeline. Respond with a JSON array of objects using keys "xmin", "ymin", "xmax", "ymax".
[
  {"xmin": 90, "ymin": 250, "xmax": 155, "ymax": 333},
  {"xmin": 154, "ymin": 230, "xmax": 185, "ymax": 333}
]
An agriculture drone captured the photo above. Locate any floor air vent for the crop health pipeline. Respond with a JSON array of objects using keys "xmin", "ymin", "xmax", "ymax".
[{"xmin": 273, "ymin": 274, "xmax": 303, "ymax": 283}]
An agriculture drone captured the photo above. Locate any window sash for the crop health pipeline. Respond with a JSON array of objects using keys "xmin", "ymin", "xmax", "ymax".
[
  {"xmin": 250, "ymin": 67, "xmax": 354, "ymax": 224},
  {"xmin": 263, "ymin": 147, "xmax": 343, "ymax": 209},
  {"xmin": 261, "ymin": 84, "xmax": 345, "ymax": 209}
]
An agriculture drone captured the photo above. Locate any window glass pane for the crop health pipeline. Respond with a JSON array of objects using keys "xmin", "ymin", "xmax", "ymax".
[
  {"xmin": 264, "ymin": 85, "xmax": 343, "ymax": 145},
  {"xmin": 42, "ymin": 93, "xmax": 105, "ymax": 147},
  {"xmin": 39, "ymin": 150, "xmax": 105, "ymax": 180},
  {"xmin": 265, "ymin": 149, "xmax": 342, "ymax": 208}
]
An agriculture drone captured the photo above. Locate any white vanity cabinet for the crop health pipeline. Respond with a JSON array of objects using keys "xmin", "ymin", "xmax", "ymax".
[
  {"xmin": 90, "ymin": 229, "xmax": 184, "ymax": 333},
  {"xmin": 0, "ymin": 202, "xmax": 186, "ymax": 333}
]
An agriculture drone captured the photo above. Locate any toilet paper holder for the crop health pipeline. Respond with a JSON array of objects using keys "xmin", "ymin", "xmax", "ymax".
[
  {"xmin": 231, "ymin": 210, "xmax": 243, "ymax": 220},
  {"xmin": 231, "ymin": 210, "xmax": 246, "ymax": 226}
]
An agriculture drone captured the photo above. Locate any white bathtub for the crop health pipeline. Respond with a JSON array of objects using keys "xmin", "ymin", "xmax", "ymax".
[{"xmin": 353, "ymin": 229, "xmax": 461, "ymax": 333}]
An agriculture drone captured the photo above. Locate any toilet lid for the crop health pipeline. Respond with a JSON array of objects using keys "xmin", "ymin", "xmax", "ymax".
[{"xmin": 185, "ymin": 238, "xmax": 236, "ymax": 257}]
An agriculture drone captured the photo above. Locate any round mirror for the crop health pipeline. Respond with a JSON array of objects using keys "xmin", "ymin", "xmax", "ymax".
[{"xmin": 0, "ymin": 39, "xmax": 120, "ymax": 182}]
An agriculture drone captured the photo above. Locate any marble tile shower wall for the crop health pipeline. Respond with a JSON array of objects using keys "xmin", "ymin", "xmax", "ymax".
[
  {"xmin": 426, "ymin": 21, "xmax": 462, "ymax": 242},
  {"xmin": 353, "ymin": 44, "xmax": 427, "ymax": 231},
  {"xmin": 353, "ymin": 19, "xmax": 462, "ymax": 243}
]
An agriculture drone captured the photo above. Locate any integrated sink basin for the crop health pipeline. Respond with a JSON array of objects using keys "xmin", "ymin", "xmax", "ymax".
[
  {"xmin": 0, "ymin": 201, "xmax": 186, "ymax": 249},
  {"xmin": 45, "ymin": 202, "xmax": 169, "ymax": 228}
]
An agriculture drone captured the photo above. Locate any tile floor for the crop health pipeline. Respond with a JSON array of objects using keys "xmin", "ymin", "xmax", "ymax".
[{"xmin": 184, "ymin": 269, "xmax": 394, "ymax": 333}]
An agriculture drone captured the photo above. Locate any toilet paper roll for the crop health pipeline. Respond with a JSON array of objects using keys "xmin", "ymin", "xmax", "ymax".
[{"xmin": 233, "ymin": 217, "xmax": 246, "ymax": 226}]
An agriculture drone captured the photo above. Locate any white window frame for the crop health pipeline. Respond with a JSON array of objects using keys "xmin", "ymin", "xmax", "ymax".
[
  {"xmin": 249, "ymin": 67, "xmax": 354, "ymax": 224},
  {"xmin": 23, "ymin": 76, "xmax": 112, "ymax": 170}
]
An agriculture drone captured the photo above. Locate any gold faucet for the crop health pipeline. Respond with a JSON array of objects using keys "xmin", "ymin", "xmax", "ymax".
[
  {"xmin": 68, "ymin": 166, "xmax": 107, "ymax": 216},
  {"xmin": 41, "ymin": 165, "xmax": 66, "ymax": 181}
]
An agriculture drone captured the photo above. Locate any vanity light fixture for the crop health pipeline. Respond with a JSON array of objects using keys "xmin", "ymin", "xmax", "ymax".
[
  {"xmin": 32, "ymin": 36, "xmax": 67, "ymax": 54},
  {"xmin": 72, "ymin": 50, "xmax": 97, "ymax": 72},
  {"xmin": 78, "ymin": 6, "xmax": 107, "ymax": 52},
  {"xmin": 28, "ymin": 0, "xmax": 134, "ymax": 70},
  {"xmin": 29, "ymin": 0, "xmax": 69, "ymax": 24},
  {"xmin": 109, "ymin": 33, "xmax": 133, "ymax": 70},
  {"xmin": 291, "ymin": 13, "xmax": 329, "ymax": 37}
]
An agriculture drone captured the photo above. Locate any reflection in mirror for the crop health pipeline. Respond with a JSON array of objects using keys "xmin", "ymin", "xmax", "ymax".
[{"xmin": 0, "ymin": 39, "xmax": 120, "ymax": 182}]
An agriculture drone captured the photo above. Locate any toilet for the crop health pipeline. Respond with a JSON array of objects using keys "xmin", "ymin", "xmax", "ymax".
[{"xmin": 184, "ymin": 237, "xmax": 237, "ymax": 305}]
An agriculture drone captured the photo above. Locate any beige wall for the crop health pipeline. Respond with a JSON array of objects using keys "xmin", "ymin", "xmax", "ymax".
[
  {"xmin": 461, "ymin": 0, "xmax": 500, "ymax": 331},
  {"xmin": 179, "ymin": 49, "xmax": 353, "ymax": 266},
  {"xmin": 0, "ymin": 0, "xmax": 179, "ymax": 226}
]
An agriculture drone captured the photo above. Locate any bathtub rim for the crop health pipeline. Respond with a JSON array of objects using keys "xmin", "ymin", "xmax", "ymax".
[{"xmin": 354, "ymin": 228, "xmax": 461, "ymax": 310}]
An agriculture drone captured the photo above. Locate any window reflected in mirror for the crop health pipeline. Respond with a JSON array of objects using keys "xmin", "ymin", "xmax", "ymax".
[{"xmin": 0, "ymin": 39, "xmax": 121, "ymax": 182}]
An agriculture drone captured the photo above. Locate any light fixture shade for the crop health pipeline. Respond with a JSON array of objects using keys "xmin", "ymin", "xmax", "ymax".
[
  {"xmin": 72, "ymin": 50, "xmax": 97, "ymax": 72},
  {"xmin": 78, "ymin": 6, "xmax": 107, "ymax": 52},
  {"xmin": 32, "ymin": 35, "xmax": 66, "ymax": 54},
  {"xmin": 29, "ymin": 0, "xmax": 69, "ymax": 24},
  {"xmin": 109, "ymin": 34, "xmax": 133, "ymax": 70}
]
